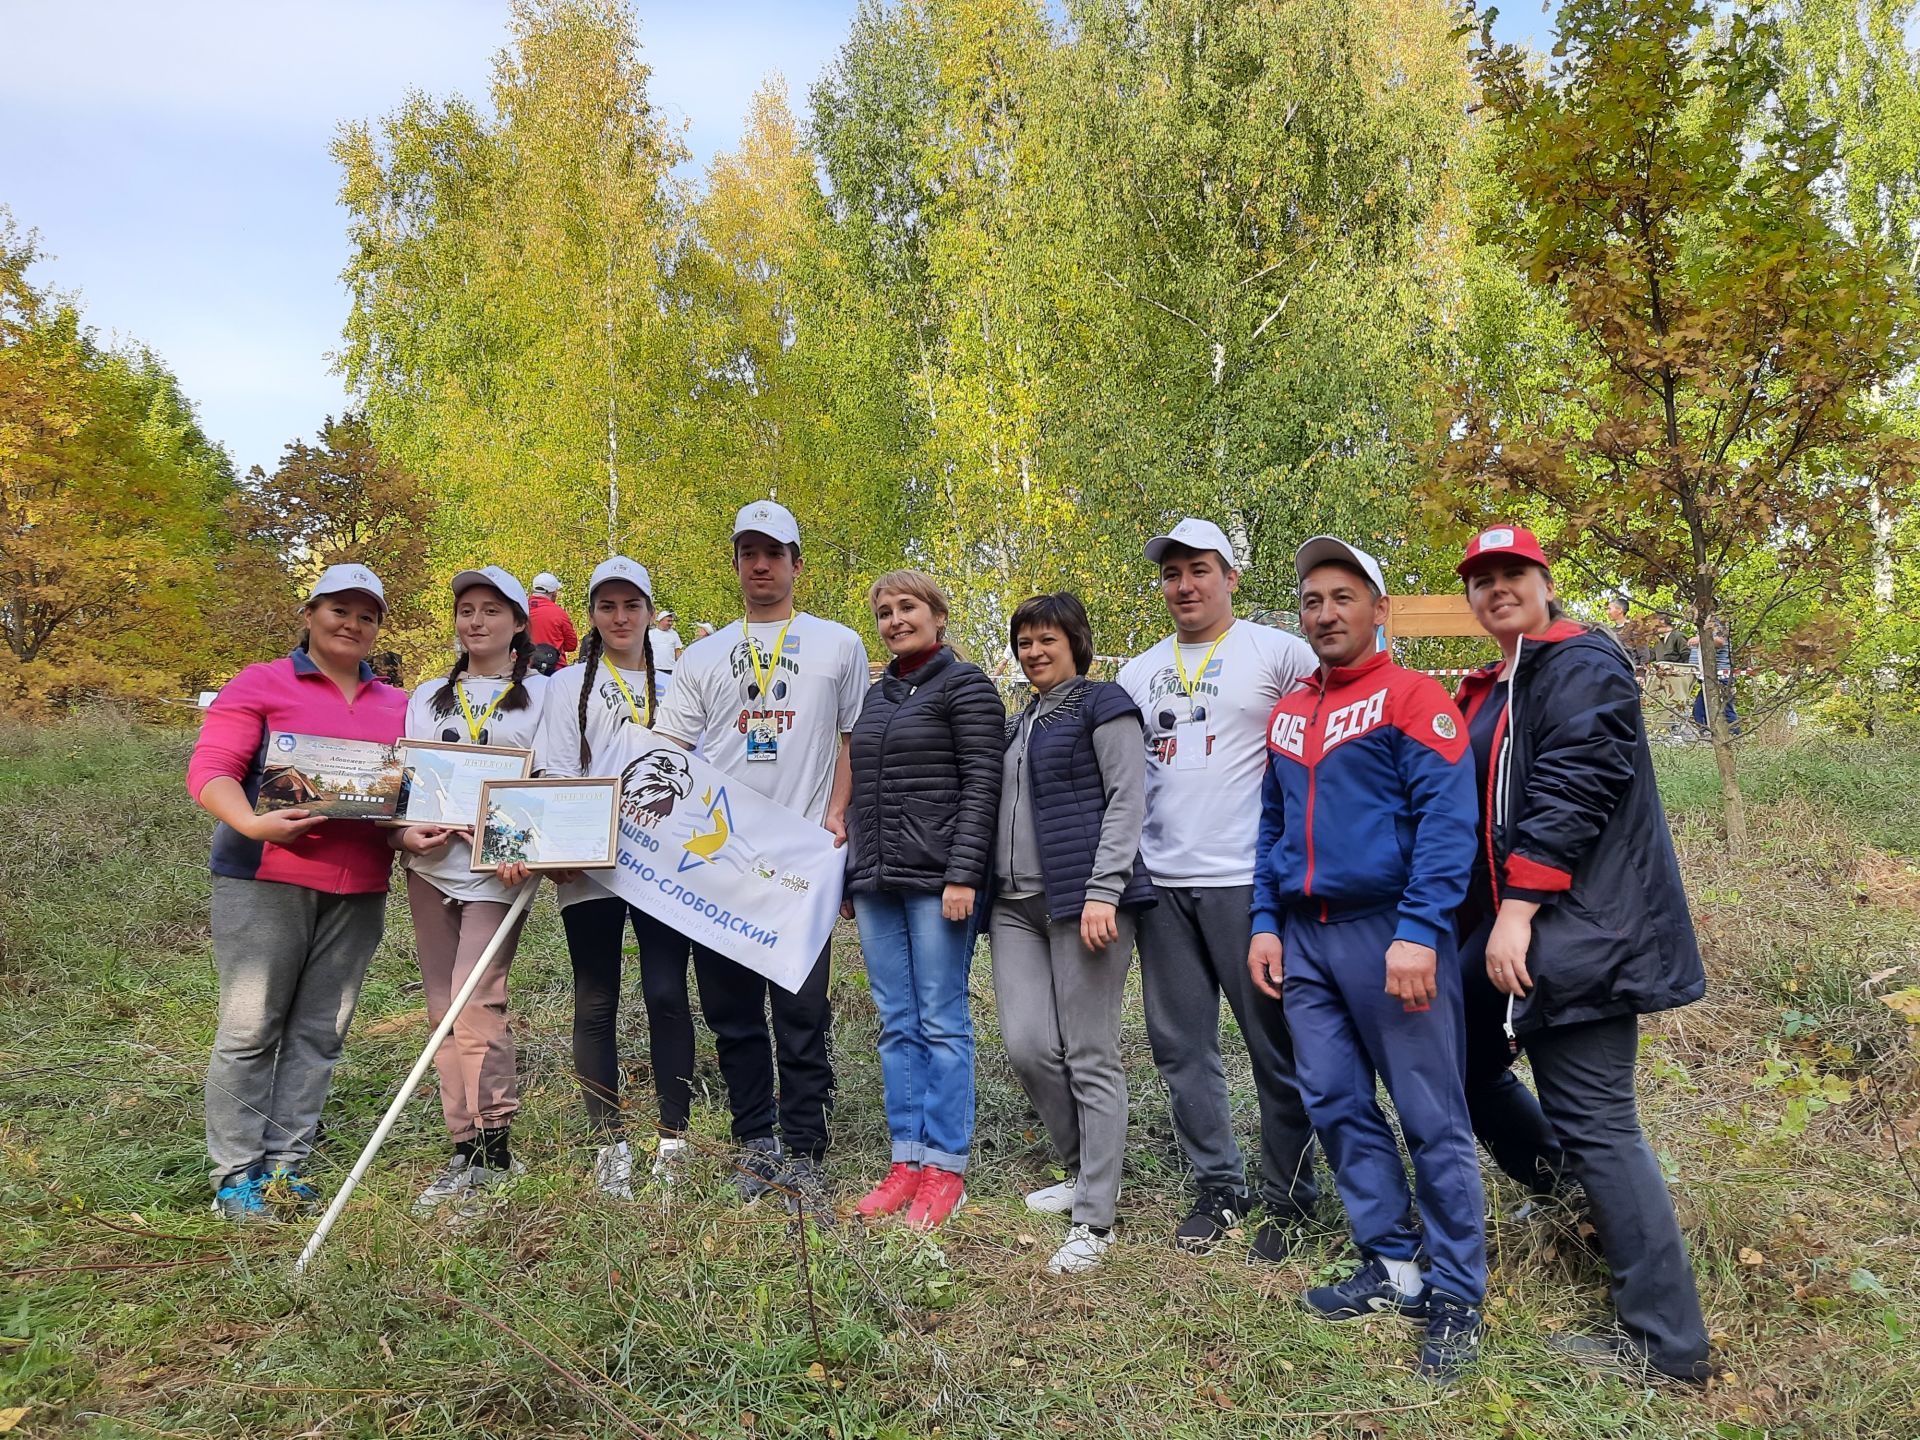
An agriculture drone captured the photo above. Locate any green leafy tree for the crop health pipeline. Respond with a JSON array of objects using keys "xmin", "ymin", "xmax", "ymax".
[
  {"xmin": 1431, "ymin": 0, "xmax": 1920, "ymax": 847},
  {"xmin": 337, "ymin": 0, "xmax": 689, "ymax": 593},
  {"xmin": 0, "ymin": 214, "xmax": 271, "ymax": 711}
]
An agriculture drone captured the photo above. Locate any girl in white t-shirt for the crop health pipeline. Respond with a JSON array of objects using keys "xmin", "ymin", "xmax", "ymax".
[
  {"xmin": 529, "ymin": 556, "xmax": 694, "ymax": 1200},
  {"xmin": 393, "ymin": 566, "xmax": 549, "ymax": 1217}
]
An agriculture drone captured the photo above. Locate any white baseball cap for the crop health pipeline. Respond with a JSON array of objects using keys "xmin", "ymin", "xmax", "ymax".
[
  {"xmin": 1294, "ymin": 535, "xmax": 1389, "ymax": 596},
  {"xmin": 531, "ymin": 571, "xmax": 562, "ymax": 595},
  {"xmin": 732, "ymin": 499, "xmax": 801, "ymax": 547},
  {"xmin": 589, "ymin": 555, "xmax": 654, "ymax": 601},
  {"xmin": 451, "ymin": 565, "xmax": 530, "ymax": 617},
  {"xmin": 307, "ymin": 563, "xmax": 387, "ymax": 615},
  {"xmin": 1144, "ymin": 517, "xmax": 1237, "ymax": 571}
]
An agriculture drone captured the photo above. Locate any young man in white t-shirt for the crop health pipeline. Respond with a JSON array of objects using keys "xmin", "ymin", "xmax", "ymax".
[
  {"xmin": 1116, "ymin": 517, "xmax": 1322, "ymax": 1260},
  {"xmin": 653, "ymin": 611, "xmax": 684, "ymax": 695},
  {"xmin": 653, "ymin": 499, "xmax": 868, "ymax": 1210}
]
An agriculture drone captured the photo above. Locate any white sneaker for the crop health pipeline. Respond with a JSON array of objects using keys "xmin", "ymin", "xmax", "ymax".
[
  {"xmin": 1047, "ymin": 1223, "xmax": 1112, "ymax": 1275},
  {"xmin": 594, "ymin": 1140, "xmax": 635, "ymax": 1201},
  {"xmin": 412, "ymin": 1154, "xmax": 472, "ymax": 1215},
  {"xmin": 1025, "ymin": 1177, "xmax": 1077, "ymax": 1215},
  {"xmin": 652, "ymin": 1137, "xmax": 689, "ymax": 1185}
]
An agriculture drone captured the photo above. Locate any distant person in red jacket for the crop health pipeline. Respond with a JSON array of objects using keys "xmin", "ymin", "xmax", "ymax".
[{"xmin": 528, "ymin": 572, "xmax": 579, "ymax": 664}]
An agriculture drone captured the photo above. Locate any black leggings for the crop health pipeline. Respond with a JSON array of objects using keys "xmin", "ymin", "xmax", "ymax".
[{"xmin": 561, "ymin": 896, "xmax": 694, "ymax": 1137}]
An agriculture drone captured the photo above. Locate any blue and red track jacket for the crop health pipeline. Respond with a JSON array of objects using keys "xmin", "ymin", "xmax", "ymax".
[{"xmin": 1251, "ymin": 650, "xmax": 1477, "ymax": 948}]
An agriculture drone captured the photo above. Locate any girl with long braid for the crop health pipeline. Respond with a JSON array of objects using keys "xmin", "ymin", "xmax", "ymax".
[
  {"xmin": 530, "ymin": 557, "xmax": 696, "ymax": 1200},
  {"xmin": 396, "ymin": 566, "xmax": 550, "ymax": 1216}
]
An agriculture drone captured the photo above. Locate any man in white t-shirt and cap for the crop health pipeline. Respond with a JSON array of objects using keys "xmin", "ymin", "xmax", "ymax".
[
  {"xmin": 653, "ymin": 610, "xmax": 684, "ymax": 694},
  {"xmin": 653, "ymin": 498, "xmax": 869, "ymax": 1215},
  {"xmin": 1116, "ymin": 516, "xmax": 1322, "ymax": 1260}
]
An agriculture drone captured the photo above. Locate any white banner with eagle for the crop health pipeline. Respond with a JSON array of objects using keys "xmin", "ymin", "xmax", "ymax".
[{"xmin": 585, "ymin": 726, "xmax": 848, "ymax": 993}]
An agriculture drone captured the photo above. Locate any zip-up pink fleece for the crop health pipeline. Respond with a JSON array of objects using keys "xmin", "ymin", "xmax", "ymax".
[{"xmin": 186, "ymin": 650, "xmax": 408, "ymax": 894}]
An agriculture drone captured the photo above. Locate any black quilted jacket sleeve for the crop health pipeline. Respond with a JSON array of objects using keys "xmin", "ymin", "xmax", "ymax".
[{"xmin": 942, "ymin": 663, "xmax": 1009, "ymax": 887}]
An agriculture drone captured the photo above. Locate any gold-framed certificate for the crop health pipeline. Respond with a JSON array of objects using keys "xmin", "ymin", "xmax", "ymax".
[
  {"xmin": 389, "ymin": 740, "xmax": 533, "ymax": 829},
  {"xmin": 255, "ymin": 732, "xmax": 404, "ymax": 820},
  {"xmin": 473, "ymin": 777, "xmax": 622, "ymax": 871}
]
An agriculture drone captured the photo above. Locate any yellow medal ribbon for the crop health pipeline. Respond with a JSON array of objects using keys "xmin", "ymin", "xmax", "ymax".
[
  {"xmin": 745, "ymin": 616, "xmax": 795, "ymax": 702},
  {"xmin": 455, "ymin": 679, "xmax": 510, "ymax": 743},
  {"xmin": 1173, "ymin": 621, "xmax": 1233, "ymax": 700},
  {"xmin": 603, "ymin": 660, "xmax": 652, "ymax": 728}
]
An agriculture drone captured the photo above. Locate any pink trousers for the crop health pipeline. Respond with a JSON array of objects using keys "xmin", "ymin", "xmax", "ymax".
[{"xmin": 406, "ymin": 872, "xmax": 528, "ymax": 1140}]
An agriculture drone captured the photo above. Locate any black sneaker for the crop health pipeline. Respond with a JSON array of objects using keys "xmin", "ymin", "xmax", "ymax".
[
  {"xmin": 1301, "ymin": 1258, "xmax": 1427, "ymax": 1322},
  {"xmin": 1548, "ymin": 1332, "xmax": 1714, "ymax": 1386},
  {"xmin": 1417, "ymin": 1293, "xmax": 1484, "ymax": 1382},
  {"xmin": 778, "ymin": 1153, "xmax": 836, "ymax": 1226},
  {"xmin": 733, "ymin": 1137, "xmax": 785, "ymax": 1202},
  {"xmin": 1174, "ymin": 1186, "xmax": 1249, "ymax": 1250},
  {"xmin": 1248, "ymin": 1216, "xmax": 1304, "ymax": 1265}
]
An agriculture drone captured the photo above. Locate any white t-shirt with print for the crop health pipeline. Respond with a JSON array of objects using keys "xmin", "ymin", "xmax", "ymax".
[
  {"xmin": 1116, "ymin": 619, "xmax": 1316, "ymax": 887},
  {"xmin": 402, "ymin": 671, "xmax": 550, "ymax": 902},
  {"xmin": 532, "ymin": 656, "xmax": 659, "ymax": 909},
  {"xmin": 653, "ymin": 613, "xmax": 869, "ymax": 825}
]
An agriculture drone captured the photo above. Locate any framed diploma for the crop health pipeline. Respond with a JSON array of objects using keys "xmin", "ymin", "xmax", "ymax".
[
  {"xmin": 473, "ymin": 777, "xmax": 622, "ymax": 871},
  {"xmin": 389, "ymin": 740, "xmax": 533, "ymax": 829},
  {"xmin": 255, "ymin": 732, "xmax": 404, "ymax": 820}
]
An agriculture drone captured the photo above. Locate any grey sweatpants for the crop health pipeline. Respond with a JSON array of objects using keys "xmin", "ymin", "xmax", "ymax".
[
  {"xmin": 988, "ymin": 893, "xmax": 1135, "ymax": 1228},
  {"xmin": 205, "ymin": 875, "xmax": 386, "ymax": 1189},
  {"xmin": 1138, "ymin": 884, "xmax": 1320, "ymax": 1218}
]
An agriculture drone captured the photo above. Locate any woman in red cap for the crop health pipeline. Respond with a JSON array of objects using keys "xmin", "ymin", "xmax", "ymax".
[{"xmin": 1451, "ymin": 525, "xmax": 1713, "ymax": 1383}]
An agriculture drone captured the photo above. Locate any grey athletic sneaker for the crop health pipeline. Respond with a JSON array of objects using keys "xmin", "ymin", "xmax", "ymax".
[
  {"xmin": 449, "ymin": 1157, "xmax": 525, "ymax": 1227},
  {"xmin": 412, "ymin": 1154, "xmax": 473, "ymax": 1215},
  {"xmin": 733, "ymin": 1137, "xmax": 785, "ymax": 1202},
  {"xmin": 779, "ymin": 1153, "xmax": 835, "ymax": 1225}
]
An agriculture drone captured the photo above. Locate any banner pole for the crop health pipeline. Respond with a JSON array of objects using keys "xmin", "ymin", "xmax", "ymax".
[{"xmin": 293, "ymin": 878, "xmax": 537, "ymax": 1278}]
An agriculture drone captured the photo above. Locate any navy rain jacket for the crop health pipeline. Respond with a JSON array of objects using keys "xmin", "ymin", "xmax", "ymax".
[{"xmin": 1455, "ymin": 621, "xmax": 1706, "ymax": 1034}]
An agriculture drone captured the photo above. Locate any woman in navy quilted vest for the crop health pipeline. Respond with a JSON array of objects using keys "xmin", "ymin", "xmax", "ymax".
[
  {"xmin": 846, "ymin": 569, "xmax": 1007, "ymax": 1231},
  {"xmin": 989, "ymin": 591, "xmax": 1151, "ymax": 1276}
]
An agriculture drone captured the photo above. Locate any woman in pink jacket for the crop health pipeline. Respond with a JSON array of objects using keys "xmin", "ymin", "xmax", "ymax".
[{"xmin": 186, "ymin": 565, "xmax": 407, "ymax": 1221}]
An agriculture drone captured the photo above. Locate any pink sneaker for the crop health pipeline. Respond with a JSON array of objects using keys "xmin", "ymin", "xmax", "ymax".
[
  {"xmin": 905, "ymin": 1166, "xmax": 966, "ymax": 1230},
  {"xmin": 856, "ymin": 1162, "xmax": 922, "ymax": 1218}
]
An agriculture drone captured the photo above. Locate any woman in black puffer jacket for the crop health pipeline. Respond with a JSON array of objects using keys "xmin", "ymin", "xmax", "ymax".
[
  {"xmin": 1452, "ymin": 524, "xmax": 1711, "ymax": 1384},
  {"xmin": 845, "ymin": 569, "xmax": 1006, "ymax": 1230}
]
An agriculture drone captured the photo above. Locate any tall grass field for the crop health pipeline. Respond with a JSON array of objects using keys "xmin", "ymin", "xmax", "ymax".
[{"xmin": 3, "ymin": 716, "xmax": 1917, "ymax": 1438}]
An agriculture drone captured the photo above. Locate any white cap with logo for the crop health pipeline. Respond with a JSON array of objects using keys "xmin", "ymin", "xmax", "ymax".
[
  {"xmin": 1293, "ymin": 535, "xmax": 1389, "ymax": 596},
  {"xmin": 732, "ymin": 499, "xmax": 801, "ymax": 547},
  {"xmin": 307, "ymin": 563, "xmax": 387, "ymax": 615},
  {"xmin": 1144, "ymin": 517, "xmax": 1238, "ymax": 571},
  {"xmin": 451, "ymin": 564, "xmax": 530, "ymax": 616},
  {"xmin": 588, "ymin": 555, "xmax": 654, "ymax": 601},
  {"xmin": 532, "ymin": 571, "xmax": 562, "ymax": 595}
]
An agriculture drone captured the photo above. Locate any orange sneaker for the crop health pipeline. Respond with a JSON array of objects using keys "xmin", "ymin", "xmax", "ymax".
[
  {"xmin": 856, "ymin": 1162, "xmax": 922, "ymax": 1218},
  {"xmin": 905, "ymin": 1166, "xmax": 966, "ymax": 1230}
]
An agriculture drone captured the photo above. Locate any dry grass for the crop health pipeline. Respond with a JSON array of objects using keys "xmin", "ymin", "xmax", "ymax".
[{"xmin": 2, "ymin": 716, "xmax": 1918, "ymax": 1438}]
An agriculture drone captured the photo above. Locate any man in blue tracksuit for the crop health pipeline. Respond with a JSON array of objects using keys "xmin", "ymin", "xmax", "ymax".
[{"xmin": 1248, "ymin": 536, "xmax": 1485, "ymax": 1382}]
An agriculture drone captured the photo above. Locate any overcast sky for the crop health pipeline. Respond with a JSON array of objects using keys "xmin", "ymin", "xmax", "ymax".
[{"xmin": 0, "ymin": 1, "xmax": 1554, "ymax": 480}]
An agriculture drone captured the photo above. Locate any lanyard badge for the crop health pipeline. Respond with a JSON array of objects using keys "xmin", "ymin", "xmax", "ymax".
[
  {"xmin": 744, "ymin": 617, "xmax": 793, "ymax": 762},
  {"xmin": 1171, "ymin": 626, "xmax": 1230, "ymax": 772}
]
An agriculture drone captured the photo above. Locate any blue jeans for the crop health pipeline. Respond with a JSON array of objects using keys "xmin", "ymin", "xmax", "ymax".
[{"xmin": 851, "ymin": 889, "xmax": 979, "ymax": 1173}]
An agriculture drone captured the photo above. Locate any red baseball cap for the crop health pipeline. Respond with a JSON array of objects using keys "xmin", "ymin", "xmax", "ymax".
[{"xmin": 1456, "ymin": 524, "xmax": 1551, "ymax": 577}]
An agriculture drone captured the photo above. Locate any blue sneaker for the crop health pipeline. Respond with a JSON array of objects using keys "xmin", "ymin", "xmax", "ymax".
[
  {"xmin": 1302, "ymin": 1258, "xmax": 1427, "ymax": 1322},
  {"xmin": 211, "ymin": 1172, "xmax": 271, "ymax": 1222},
  {"xmin": 263, "ymin": 1165, "xmax": 321, "ymax": 1213},
  {"xmin": 1417, "ymin": 1293, "xmax": 1484, "ymax": 1382}
]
